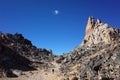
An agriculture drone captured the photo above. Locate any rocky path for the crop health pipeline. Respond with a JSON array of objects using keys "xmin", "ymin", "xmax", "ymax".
[{"xmin": 0, "ymin": 61, "xmax": 62, "ymax": 80}]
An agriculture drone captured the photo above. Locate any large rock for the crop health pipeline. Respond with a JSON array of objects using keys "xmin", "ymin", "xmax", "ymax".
[
  {"xmin": 7, "ymin": 69, "xmax": 22, "ymax": 77},
  {"xmin": 84, "ymin": 16, "xmax": 95, "ymax": 41},
  {"xmin": 82, "ymin": 16, "xmax": 120, "ymax": 46}
]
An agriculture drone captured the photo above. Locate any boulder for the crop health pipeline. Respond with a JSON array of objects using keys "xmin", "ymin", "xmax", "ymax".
[{"xmin": 7, "ymin": 69, "xmax": 22, "ymax": 77}]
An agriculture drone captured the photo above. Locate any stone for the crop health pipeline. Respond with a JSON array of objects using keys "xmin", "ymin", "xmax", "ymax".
[
  {"xmin": 71, "ymin": 76, "xmax": 78, "ymax": 80},
  {"xmin": 10, "ymin": 69, "xmax": 22, "ymax": 77},
  {"xmin": 84, "ymin": 16, "xmax": 95, "ymax": 41},
  {"xmin": 96, "ymin": 19, "xmax": 101, "ymax": 24}
]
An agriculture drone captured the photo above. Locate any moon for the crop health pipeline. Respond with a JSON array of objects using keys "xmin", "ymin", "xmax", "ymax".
[{"xmin": 54, "ymin": 10, "xmax": 59, "ymax": 15}]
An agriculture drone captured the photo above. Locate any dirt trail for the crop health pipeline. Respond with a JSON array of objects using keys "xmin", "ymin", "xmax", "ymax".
[{"xmin": 0, "ymin": 61, "xmax": 63, "ymax": 80}]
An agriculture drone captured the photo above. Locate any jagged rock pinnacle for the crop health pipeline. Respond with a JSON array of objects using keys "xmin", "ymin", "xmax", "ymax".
[
  {"xmin": 82, "ymin": 16, "xmax": 120, "ymax": 46},
  {"xmin": 96, "ymin": 19, "xmax": 101, "ymax": 24},
  {"xmin": 84, "ymin": 16, "xmax": 95, "ymax": 42}
]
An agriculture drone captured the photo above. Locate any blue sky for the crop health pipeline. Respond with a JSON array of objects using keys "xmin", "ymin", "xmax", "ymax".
[{"xmin": 0, "ymin": 0, "xmax": 120, "ymax": 55}]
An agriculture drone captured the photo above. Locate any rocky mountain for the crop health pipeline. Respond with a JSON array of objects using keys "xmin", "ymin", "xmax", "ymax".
[
  {"xmin": 0, "ymin": 33, "xmax": 55, "ymax": 77},
  {"xmin": 0, "ymin": 16, "xmax": 120, "ymax": 80},
  {"xmin": 59, "ymin": 17, "xmax": 120, "ymax": 80}
]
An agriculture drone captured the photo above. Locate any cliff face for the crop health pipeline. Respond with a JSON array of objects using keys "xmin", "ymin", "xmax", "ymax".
[{"xmin": 83, "ymin": 16, "xmax": 120, "ymax": 46}]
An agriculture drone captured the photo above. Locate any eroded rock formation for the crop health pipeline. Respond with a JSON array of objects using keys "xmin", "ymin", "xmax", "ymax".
[
  {"xmin": 83, "ymin": 16, "xmax": 120, "ymax": 46},
  {"xmin": 59, "ymin": 17, "xmax": 120, "ymax": 80}
]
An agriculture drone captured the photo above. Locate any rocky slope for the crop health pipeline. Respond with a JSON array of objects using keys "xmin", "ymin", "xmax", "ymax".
[
  {"xmin": 59, "ymin": 17, "xmax": 120, "ymax": 80},
  {"xmin": 0, "ymin": 33, "xmax": 55, "ymax": 77},
  {"xmin": 0, "ymin": 16, "xmax": 120, "ymax": 80}
]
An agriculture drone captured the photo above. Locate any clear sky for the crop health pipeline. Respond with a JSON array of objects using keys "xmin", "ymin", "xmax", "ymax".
[{"xmin": 0, "ymin": 0, "xmax": 120, "ymax": 55}]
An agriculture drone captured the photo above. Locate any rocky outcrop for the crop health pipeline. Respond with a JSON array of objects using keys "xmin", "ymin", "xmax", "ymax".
[
  {"xmin": 59, "ymin": 17, "xmax": 120, "ymax": 80},
  {"xmin": 84, "ymin": 16, "xmax": 95, "ymax": 41},
  {"xmin": 82, "ymin": 16, "xmax": 120, "ymax": 46}
]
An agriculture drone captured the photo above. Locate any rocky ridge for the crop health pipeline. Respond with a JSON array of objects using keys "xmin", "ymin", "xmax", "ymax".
[
  {"xmin": 59, "ymin": 17, "xmax": 120, "ymax": 80},
  {"xmin": 0, "ymin": 33, "xmax": 55, "ymax": 77}
]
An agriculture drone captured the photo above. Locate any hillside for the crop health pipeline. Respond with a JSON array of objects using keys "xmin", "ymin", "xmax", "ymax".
[
  {"xmin": 59, "ymin": 17, "xmax": 120, "ymax": 80},
  {"xmin": 0, "ymin": 33, "xmax": 56, "ymax": 77},
  {"xmin": 0, "ymin": 17, "xmax": 120, "ymax": 80}
]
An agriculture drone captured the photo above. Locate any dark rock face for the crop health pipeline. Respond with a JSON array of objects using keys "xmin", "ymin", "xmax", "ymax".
[
  {"xmin": 0, "ymin": 43, "xmax": 34, "ymax": 77},
  {"xmin": 0, "ymin": 33, "xmax": 55, "ymax": 77}
]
